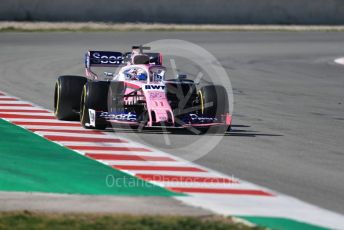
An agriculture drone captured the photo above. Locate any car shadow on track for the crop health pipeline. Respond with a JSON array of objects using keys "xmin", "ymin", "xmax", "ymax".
[
  {"xmin": 104, "ymin": 124, "xmax": 283, "ymax": 137},
  {"xmin": 226, "ymin": 125, "xmax": 283, "ymax": 137}
]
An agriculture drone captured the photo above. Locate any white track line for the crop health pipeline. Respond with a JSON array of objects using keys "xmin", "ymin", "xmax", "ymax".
[
  {"xmin": 81, "ymin": 150, "xmax": 170, "ymax": 157},
  {"xmin": 51, "ymin": 132, "xmax": 125, "ymax": 138},
  {"xmin": 0, "ymin": 96, "xmax": 15, "ymax": 98},
  {"xmin": 21, "ymin": 125, "xmax": 88, "ymax": 130},
  {"xmin": 0, "ymin": 112, "xmax": 54, "ymax": 116},
  {"xmin": 57, "ymin": 143, "xmax": 147, "ymax": 149},
  {"xmin": 0, "ymin": 107, "xmax": 50, "ymax": 111},
  {"xmin": 101, "ymin": 160, "xmax": 190, "ymax": 166},
  {"xmin": 5, "ymin": 118, "xmax": 78, "ymax": 123},
  {"xmin": 131, "ymin": 170, "xmax": 228, "ymax": 177},
  {"xmin": 36, "ymin": 131, "xmax": 122, "ymax": 138},
  {"xmin": 148, "ymin": 181, "xmax": 256, "ymax": 189},
  {"xmin": 0, "ymin": 101, "xmax": 33, "ymax": 104}
]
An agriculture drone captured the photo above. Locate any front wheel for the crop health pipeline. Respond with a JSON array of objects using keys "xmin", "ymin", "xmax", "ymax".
[
  {"xmin": 80, "ymin": 81, "xmax": 109, "ymax": 130},
  {"xmin": 196, "ymin": 85, "xmax": 230, "ymax": 134}
]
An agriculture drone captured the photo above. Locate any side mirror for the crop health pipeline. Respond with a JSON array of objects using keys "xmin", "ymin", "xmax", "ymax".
[
  {"xmin": 104, "ymin": 72, "xmax": 114, "ymax": 77},
  {"xmin": 177, "ymin": 74, "xmax": 187, "ymax": 80}
]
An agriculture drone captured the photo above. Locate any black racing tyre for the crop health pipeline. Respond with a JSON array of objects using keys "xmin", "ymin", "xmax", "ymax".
[
  {"xmin": 80, "ymin": 81, "xmax": 109, "ymax": 130},
  {"xmin": 199, "ymin": 85, "xmax": 229, "ymax": 117},
  {"xmin": 197, "ymin": 85, "xmax": 230, "ymax": 134},
  {"xmin": 54, "ymin": 75, "xmax": 87, "ymax": 120}
]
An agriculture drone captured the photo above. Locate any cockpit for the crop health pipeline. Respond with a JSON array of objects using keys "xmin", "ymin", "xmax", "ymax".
[
  {"xmin": 118, "ymin": 65, "xmax": 166, "ymax": 83},
  {"xmin": 123, "ymin": 67, "xmax": 148, "ymax": 81}
]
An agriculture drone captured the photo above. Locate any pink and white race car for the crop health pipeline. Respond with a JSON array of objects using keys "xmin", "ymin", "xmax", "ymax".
[{"xmin": 54, "ymin": 46, "xmax": 231, "ymax": 133}]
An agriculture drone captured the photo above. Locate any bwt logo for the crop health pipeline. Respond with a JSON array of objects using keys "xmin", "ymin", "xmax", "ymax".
[{"xmin": 144, "ymin": 85, "xmax": 166, "ymax": 90}]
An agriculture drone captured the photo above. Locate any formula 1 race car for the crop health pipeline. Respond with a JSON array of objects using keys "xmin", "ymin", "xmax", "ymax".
[{"xmin": 54, "ymin": 46, "xmax": 231, "ymax": 133}]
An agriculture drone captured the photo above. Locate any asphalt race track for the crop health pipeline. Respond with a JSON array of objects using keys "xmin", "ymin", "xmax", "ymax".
[{"xmin": 0, "ymin": 31, "xmax": 344, "ymax": 215}]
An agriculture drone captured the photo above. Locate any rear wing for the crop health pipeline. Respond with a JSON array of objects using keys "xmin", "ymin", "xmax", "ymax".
[
  {"xmin": 124, "ymin": 52, "xmax": 163, "ymax": 65},
  {"xmin": 85, "ymin": 51, "xmax": 163, "ymax": 68},
  {"xmin": 85, "ymin": 51, "xmax": 124, "ymax": 68},
  {"xmin": 85, "ymin": 50, "xmax": 163, "ymax": 80}
]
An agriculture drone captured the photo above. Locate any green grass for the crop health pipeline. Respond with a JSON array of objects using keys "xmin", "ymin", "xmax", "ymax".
[
  {"xmin": 0, "ymin": 211, "xmax": 261, "ymax": 230},
  {"xmin": 0, "ymin": 118, "xmax": 177, "ymax": 196}
]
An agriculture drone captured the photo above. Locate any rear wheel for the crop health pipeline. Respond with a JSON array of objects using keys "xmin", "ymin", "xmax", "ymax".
[
  {"xmin": 54, "ymin": 75, "xmax": 87, "ymax": 120},
  {"xmin": 80, "ymin": 81, "xmax": 109, "ymax": 130}
]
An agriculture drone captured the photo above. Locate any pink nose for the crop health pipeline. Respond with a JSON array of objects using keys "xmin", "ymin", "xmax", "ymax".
[{"xmin": 155, "ymin": 111, "xmax": 168, "ymax": 122}]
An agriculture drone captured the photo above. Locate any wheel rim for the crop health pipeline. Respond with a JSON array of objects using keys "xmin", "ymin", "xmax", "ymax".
[
  {"xmin": 80, "ymin": 85, "xmax": 87, "ymax": 123},
  {"xmin": 54, "ymin": 82, "xmax": 60, "ymax": 116}
]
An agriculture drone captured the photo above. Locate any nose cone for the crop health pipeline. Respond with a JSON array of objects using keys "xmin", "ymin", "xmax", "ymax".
[{"xmin": 143, "ymin": 90, "xmax": 174, "ymax": 126}]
